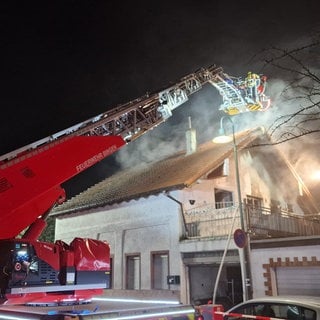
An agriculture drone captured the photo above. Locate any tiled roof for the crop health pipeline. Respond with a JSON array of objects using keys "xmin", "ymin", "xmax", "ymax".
[{"xmin": 52, "ymin": 128, "xmax": 264, "ymax": 216}]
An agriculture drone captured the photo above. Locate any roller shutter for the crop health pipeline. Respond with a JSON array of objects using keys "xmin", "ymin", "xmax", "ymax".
[{"xmin": 276, "ymin": 266, "xmax": 320, "ymax": 295}]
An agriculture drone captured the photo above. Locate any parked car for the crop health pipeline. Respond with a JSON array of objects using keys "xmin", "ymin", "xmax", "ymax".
[{"xmin": 224, "ymin": 296, "xmax": 320, "ymax": 320}]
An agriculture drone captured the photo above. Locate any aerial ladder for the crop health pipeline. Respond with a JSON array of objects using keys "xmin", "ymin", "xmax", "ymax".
[{"xmin": 0, "ymin": 64, "xmax": 270, "ymax": 305}]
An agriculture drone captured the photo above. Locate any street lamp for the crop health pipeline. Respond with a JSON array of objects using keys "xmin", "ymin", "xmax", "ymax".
[{"xmin": 212, "ymin": 116, "xmax": 250, "ymax": 302}]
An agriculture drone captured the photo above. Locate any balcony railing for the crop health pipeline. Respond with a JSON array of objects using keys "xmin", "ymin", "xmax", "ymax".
[
  {"xmin": 247, "ymin": 206, "xmax": 320, "ymax": 239},
  {"xmin": 184, "ymin": 202, "xmax": 320, "ymax": 239}
]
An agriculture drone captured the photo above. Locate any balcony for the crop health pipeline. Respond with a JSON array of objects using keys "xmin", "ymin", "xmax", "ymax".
[{"xmin": 184, "ymin": 202, "xmax": 320, "ymax": 240}]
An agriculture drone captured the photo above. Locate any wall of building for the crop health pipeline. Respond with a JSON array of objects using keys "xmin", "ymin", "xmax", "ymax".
[
  {"xmin": 180, "ymin": 150, "xmax": 303, "ymax": 216},
  {"xmin": 241, "ymin": 149, "xmax": 303, "ymax": 214},
  {"xmin": 55, "ymin": 193, "xmax": 185, "ymax": 296},
  {"xmin": 250, "ymin": 240, "xmax": 320, "ymax": 298},
  {"xmin": 54, "ymin": 146, "xmax": 306, "ymax": 304}
]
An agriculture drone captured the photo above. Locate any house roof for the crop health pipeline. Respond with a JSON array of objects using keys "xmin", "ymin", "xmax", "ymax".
[{"xmin": 51, "ymin": 127, "xmax": 266, "ymax": 216}]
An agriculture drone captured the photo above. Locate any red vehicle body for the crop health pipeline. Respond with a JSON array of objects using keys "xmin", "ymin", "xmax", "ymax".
[{"xmin": 0, "ymin": 135, "xmax": 125, "ymax": 305}]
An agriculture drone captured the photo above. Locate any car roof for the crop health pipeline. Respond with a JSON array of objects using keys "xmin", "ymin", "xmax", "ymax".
[{"xmin": 229, "ymin": 296, "xmax": 320, "ymax": 310}]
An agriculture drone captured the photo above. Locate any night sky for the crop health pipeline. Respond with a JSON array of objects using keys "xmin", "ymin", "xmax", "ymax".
[{"xmin": 2, "ymin": 1, "xmax": 320, "ymax": 198}]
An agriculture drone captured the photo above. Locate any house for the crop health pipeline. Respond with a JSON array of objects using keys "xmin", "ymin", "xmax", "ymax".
[{"xmin": 51, "ymin": 127, "xmax": 320, "ymax": 307}]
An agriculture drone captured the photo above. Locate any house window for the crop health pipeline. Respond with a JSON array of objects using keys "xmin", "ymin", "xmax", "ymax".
[
  {"xmin": 246, "ymin": 196, "xmax": 262, "ymax": 208},
  {"xmin": 214, "ymin": 188, "xmax": 233, "ymax": 208},
  {"xmin": 270, "ymin": 199, "xmax": 281, "ymax": 214},
  {"xmin": 245, "ymin": 196, "xmax": 263, "ymax": 215},
  {"xmin": 126, "ymin": 254, "xmax": 141, "ymax": 289},
  {"xmin": 151, "ymin": 251, "xmax": 169, "ymax": 289}
]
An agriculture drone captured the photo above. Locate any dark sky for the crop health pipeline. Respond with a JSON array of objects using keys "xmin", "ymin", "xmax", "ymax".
[{"xmin": 2, "ymin": 1, "xmax": 320, "ymax": 197}]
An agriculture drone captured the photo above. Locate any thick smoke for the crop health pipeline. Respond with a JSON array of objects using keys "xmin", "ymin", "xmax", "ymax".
[
  {"xmin": 114, "ymin": 76, "xmax": 309, "ymax": 163},
  {"xmin": 114, "ymin": 85, "xmax": 223, "ymax": 168}
]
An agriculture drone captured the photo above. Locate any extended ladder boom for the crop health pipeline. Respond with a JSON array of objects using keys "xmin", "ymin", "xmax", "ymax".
[{"xmin": 0, "ymin": 65, "xmax": 224, "ymax": 165}]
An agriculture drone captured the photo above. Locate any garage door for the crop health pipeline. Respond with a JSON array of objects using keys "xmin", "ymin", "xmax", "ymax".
[
  {"xmin": 276, "ymin": 266, "xmax": 320, "ymax": 295},
  {"xmin": 189, "ymin": 265, "xmax": 217, "ymax": 304}
]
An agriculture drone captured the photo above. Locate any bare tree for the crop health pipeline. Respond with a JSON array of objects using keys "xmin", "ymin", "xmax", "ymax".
[
  {"xmin": 247, "ymin": 37, "xmax": 320, "ymax": 214},
  {"xmin": 261, "ymin": 36, "xmax": 320, "ymax": 144}
]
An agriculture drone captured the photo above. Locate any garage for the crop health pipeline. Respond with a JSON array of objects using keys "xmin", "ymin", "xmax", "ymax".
[
  {"xmin": 276, "ymin": 266, "xmax": 320, "ymax": 295},
  {"xmin": 250, "ymin": 237, "xmax": 320, "ymax": 297},
  {"xmin": 188, "ymin": 264, "xmax": 242, "ymax": 308}
]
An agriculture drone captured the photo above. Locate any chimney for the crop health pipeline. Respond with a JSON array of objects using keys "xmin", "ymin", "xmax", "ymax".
[{"xmin": 186, "ymin": 116, "xmax": 197, "ymax": 155}]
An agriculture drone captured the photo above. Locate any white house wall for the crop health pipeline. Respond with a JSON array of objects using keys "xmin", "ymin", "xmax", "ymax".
[{"xmin": 55, "ymin": 193, "xmax": 184, "ymax": 292}]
